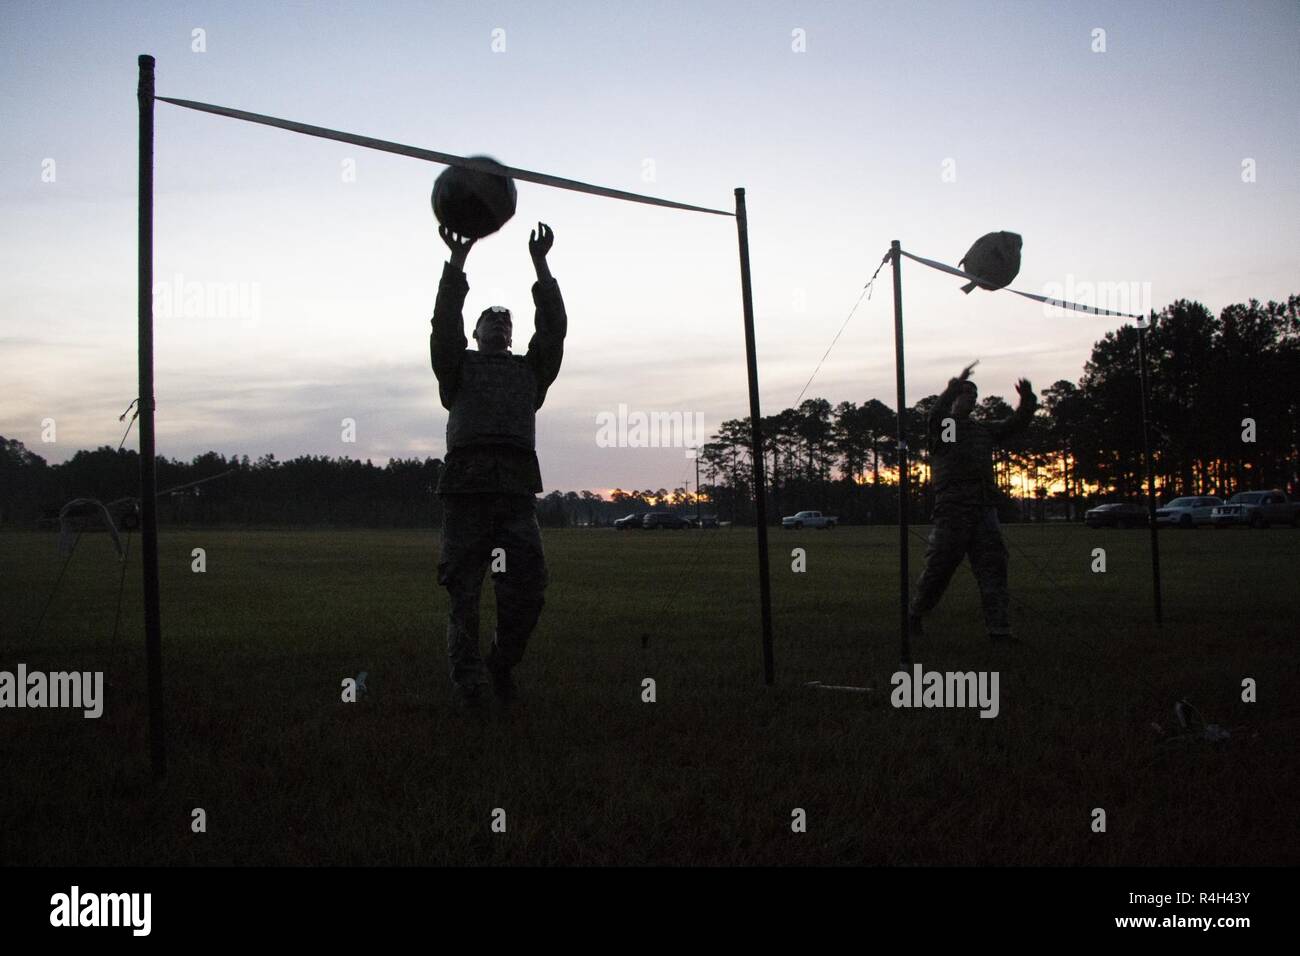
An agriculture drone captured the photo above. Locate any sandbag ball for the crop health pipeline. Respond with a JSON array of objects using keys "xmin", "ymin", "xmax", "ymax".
[
  {"xmin": 958, "ymin": 231, "xmax": 1022, "ymax": 294},
  {"xmin": 432, "ymin": 156, "xmax": 518, "ymax": 239}
]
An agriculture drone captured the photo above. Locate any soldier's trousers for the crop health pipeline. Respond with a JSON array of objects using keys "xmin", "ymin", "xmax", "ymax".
[
  {"xmin": 909, "ymin": 506, "xmax": 1011, "ymax": 637},
  {"xmin": 437, "ymin": 494, "xmax": 548, "ymax": 689}
]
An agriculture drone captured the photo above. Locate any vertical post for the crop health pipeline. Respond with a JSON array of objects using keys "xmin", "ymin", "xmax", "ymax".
[
  {"xmin": 1136, "ymin": 318, "xmax": 1163, "ymax": 627},
  {"xmin": 694, "ymin": 449, "xmax": 701, "ymax": 523},
  {"xmin": 734, "ymin": 188, "xmax": 774, "ymax": 685},
  {"xmin": 890, "ymin": 241, "xmax": 910, "ymax": 666},
  {"xmin": 138, "ymin": 54, "xmax": 167, "ymax": 777}
]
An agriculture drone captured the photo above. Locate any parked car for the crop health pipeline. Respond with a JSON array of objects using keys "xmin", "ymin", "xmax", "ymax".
[
  {"xmin": 1155, "ymin": 495, "xmax": 1222, "ymax": 528},
  {"xmin": 1084, "ymin": 502, "xmax": 1148, "ymax": 529},
  {"xmin": 781, "ymin": 510, "xmax": 838, "ymax": 529},
  {"xmin": 613, "ymin": 513, "xmax": 645, "ymax": 530},
  {"xmin": 685, "ymin": 514, "xmax": 720, "ymax": 528},
  {"xmin": 1211, "ymin": 490, "xmax": 1300, "ymax": 528},
  {"xmin": 642, "ymin": 512, "xmax": 693, "ymax": 530}
]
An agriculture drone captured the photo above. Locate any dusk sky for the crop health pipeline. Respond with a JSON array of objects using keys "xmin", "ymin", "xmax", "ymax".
[{"xmin": 3, "ymin": 0, "xmax": 1297, "ymax": 495}]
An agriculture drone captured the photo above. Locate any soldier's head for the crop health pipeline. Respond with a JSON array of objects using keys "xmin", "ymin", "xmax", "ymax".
[
  {"xmin": 953, "ymin": 380, "xmax": 978, "ymax": 418},
  {"xmin": 474, "ymin": 306, "xmax": 513, "ymax": 354}
]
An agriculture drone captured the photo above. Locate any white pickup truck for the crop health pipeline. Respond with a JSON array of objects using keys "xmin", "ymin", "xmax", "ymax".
[
  {"xmin": 782, "ymin": 510, "xmax": 838, "ymax": 529},
  {"xmin": 1211, "ymin": 490, "xmax": 1300, "ymax": 528}
]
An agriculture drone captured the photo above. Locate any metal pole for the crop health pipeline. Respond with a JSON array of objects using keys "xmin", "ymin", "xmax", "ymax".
[
  {"xmin": 734, "ymin": 188, "xmax": 774, "ymax": 684},
  {"xmin": 1136, "ymin": 319, "xmax": 1163, "ymax": 627},
  {"xmin": 138, "ymin": 54, "xmax": 166, "ymax": 777},
  {"xmin": 890, "ymin": 241, "xmax": 911, "ymax": 666},
  {"xmin": 695, "ymin": 449, "xmax": 701, "ymax": 523}
]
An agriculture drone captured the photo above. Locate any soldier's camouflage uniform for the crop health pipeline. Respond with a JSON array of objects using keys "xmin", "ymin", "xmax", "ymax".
[
  {"xmin": 430, "ymin": 262, "xmax": 566, "ymax": 691},
  {"xmin": 909, "ymin": 378, "xmax": 1036, "ymax": 638}
]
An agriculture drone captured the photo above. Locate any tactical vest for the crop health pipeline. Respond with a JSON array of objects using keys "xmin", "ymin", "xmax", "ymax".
[
  {"xmin": 931, "ymin": 418, "xmax": 999, "ymax": 506},
  {"xmin": 446, "ymin": 351, "xmax": 538, "ymax": 452}
]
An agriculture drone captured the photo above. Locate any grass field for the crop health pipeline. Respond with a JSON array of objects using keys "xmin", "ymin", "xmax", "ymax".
[{"xmin": 2, "ymin": 523, "xmax": 1297, "ymax": 865}]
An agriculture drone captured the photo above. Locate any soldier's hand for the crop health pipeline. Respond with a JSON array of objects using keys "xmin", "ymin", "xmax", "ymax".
[
  {"xmin": 529, "ymin": 222, "xmax": 554, "ymax": 261},
  {"xmin": 959, "ymin": 360, "xmax": 979, "ymax": 381},
  {"xmin": 1015, "ymin": 378, "xmax": 1035, "ymax": 402},
  {"xmin": 440, "ymin": 225, "xmax": 475, "ymax": 266}
]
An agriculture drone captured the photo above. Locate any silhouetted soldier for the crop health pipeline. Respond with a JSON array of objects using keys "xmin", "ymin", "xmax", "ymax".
[
  {"xmin": 909, "ymin": 366, "xmax": 1036, "ymax": 643},
  {"xmin": 431, "ymin": 221, "xmax": 565, "ymax": 706}
]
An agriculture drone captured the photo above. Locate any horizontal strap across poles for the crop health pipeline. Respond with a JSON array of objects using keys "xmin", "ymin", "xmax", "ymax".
[
  {"xmin": 898, "ymin": 248, "xmax": 1146, "ymax": 319},
  {"xmin": 156, "ymin": 96, "xmax": 733, "ymax": 217}
]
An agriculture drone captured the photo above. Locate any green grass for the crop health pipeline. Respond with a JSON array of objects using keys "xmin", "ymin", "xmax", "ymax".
[{"xmin": 2, "ymin": 523, "xmax": 1297, "ymax": 865}]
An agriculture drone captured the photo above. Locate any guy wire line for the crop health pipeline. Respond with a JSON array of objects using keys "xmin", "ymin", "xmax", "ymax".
[
  {"xmin": 27, "ymin": 400, "xmax": 138, "ymax": 643},
  {"xmin": 639, "ymin": 259, "xmax": 894, "ymax": 650},
  {"xmin": 30, "ymin": 394, "xmax": 233, "ymax": 645},
  {"xmin": 117, "ymin": 398, "xmax": 139, "ymax": 452},
  {"xmin": 31, "ymin": 530, "xmax": 84, "ymax": 641},
  {"xmin": 794, "ymin": 251, "xmax": 891, "ymax": 407}
]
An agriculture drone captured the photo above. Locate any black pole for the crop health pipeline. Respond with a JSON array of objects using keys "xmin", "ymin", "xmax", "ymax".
[
  {"xmin": 695, "ymin": 449, "xmax": 701, "ymax": 523},
  {"xmin": 138, "ymin": 54, "xmax": 166, "ymax": 777},
  {"xmin": 735, "ymin": 188, "xmax": 774, "ymax": 685},
  {"xmin": 890, "ymin": 241, "xmax": 911, "ymax": 666},
  {"xmin": 1136, "ymin": 318, "xmax": 1163, "ymax": 627}
]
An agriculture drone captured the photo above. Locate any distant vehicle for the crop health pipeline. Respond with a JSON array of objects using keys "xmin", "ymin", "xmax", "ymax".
[
  {"xmin": 1084, "ymin": 502, "xmax": 1147, "ymax": 529},
  {"xmin": 1211, "ymin": 490, "xmax": 1300, "ymax": 528},
  {"xmin": 781, "ymin": 510, "xmax": 838, "ymax": 529},
  {"xmin": 1155, "ymin": 495, "xmax": 1223, "ymax": 528},
  {"xmin": 613, "ymin": 513, "xmax": 645, "ymax": 530},
  {"xmin": 642, "ymin": 512, "xmax": 693, "ymax": 530},
  {"xmin": 685, "ymin": 514, "xmax": 720, "ymax": 529}
]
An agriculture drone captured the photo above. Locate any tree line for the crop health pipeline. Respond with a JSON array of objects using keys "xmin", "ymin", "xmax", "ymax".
[
  {"xmin": 696, "ymin": 296, "xmax": 1299, "ymax": 525},
  {"xmin": 2, "ymin": 295, "xmax": 1295, "ymax": 530}
]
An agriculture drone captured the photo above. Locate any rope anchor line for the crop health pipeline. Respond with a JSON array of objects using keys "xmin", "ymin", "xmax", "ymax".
[
  {"xmin": 794, "ymin": 242, "xmax": 1145, "ymax": 412},
  {"xmin": 794, "ymin": 252, "xmax": 891, "ymax": 406}
]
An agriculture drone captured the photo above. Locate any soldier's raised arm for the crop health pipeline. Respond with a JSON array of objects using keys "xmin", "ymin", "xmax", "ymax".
[
  {"xmin": 524, "ymin": 222, "xmax": 566, "ymax": 409},
  {"xmin": 990, "ymin": 378, "xmax": 1038, "ymax": 441},
  {"xmin": 929, "ymin": 362, "xmax": 976, "ymax": 436},
  {"xmin": 430, "ymin": 226, "xmax": 474, "ymax": 410}
]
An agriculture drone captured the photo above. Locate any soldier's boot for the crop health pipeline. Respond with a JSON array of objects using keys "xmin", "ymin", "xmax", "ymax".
[
  {"xmin": 487, "ymin": 591, "xmax": 541, "ymax": 700},
  {"xmin": 980, "ymin": 585, "xmax": 1016, "ymax": 643},
  {"xmin": 983, "ymin": 596, "xmax": 1014, "ymax": 643}
]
